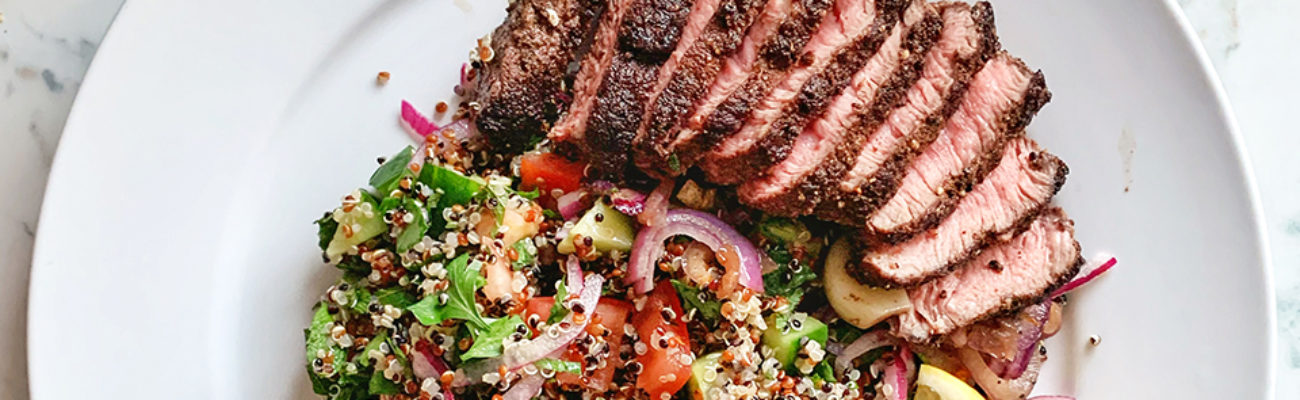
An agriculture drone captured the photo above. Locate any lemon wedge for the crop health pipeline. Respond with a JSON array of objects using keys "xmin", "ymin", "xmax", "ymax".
[{"xmin": 914, "ymin": 364, "xmax": 985, "ymax": 400}]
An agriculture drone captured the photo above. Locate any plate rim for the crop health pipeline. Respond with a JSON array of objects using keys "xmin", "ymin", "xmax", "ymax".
[{"xmin": 25, "ymin": 0, "xmax": 1277, "ymax": 397}]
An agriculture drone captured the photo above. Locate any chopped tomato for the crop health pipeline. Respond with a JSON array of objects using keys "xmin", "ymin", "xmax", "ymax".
[
  {"xmin": 632, "ymin": 281, "xmax": 692, "ymax": 400},
  {"xmin": 519, "ymin": 152, "xmax": 585, "ymax": 194},
  {"xmin": 523, "ymin": 296, "xmax": 633, "ymax": 391}
]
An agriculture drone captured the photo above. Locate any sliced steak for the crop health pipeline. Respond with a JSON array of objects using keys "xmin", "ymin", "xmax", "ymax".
[
  {"xmin": 646, "ymin": 0, "xmax": 800, "ymax": 173},
  {"xmin": 550, "ymin": 0, "xmax": 637, "ymax": 143},
  {"xmin": 848, "ymin": 137, "xmax": 1068, "ymax": 287},
  {"xmin": 864, "ymin": 52, "xmax": 1051, "ymax": 240},
  {"xmin": 581, "ymin": 0, "xmax": 697, "ymax": 180},
  {"xmin": 894, "ymin": 207, "xmax": 1082, "ymax": 341},
  {"xmin": 815, "ymin": 2, "xmax": 996, "ymax": 224},
  {"xmin": 475, "ymin": 0, "xmax": 599, "ymax": 152},
  {"xmin": 668, "ymin": 0, "xmax": 836, "ymax": 171},
  {"xmin": 632, "ymin": 0, "xmax": 771, "ymax": 175},
  {"xmin": 738, "ymin": 1, "xmax": 941, "ymax": 215},
  {"xmin": 699, "ymin": 0, "xmax": 902, "ymax": 184}
]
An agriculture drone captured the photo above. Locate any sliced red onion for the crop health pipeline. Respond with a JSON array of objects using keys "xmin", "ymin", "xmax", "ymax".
[
  {"xmin": 401, "ymin": 100, "xmax": 441, "ymax": 140},
  {"xmin": 556, "ymin": 190, "xmax": 587, "ymax": 220},
  {"xmin": 566, "ymin": 255, "xmax": 584, "ymax": 293},
  {"xmin": 637, "ymin": 180, "xmax": 673, "ymax": 227},
  {"xmin": 958, "ymin": 346, "xmax": 1022, "ymax": 400},
  {"xmin": 503, "ymin": 373, "xmax": 544, "ymax": 400},
  {"xmin": 501, "ymin": 274, "xmax": 604, "ymax": 368},
  {"xmin": 880, "ymin": 345, "xmax": 912, "ymax": 400},
  {"xmin": 1051, "ymin": 256, "xmax": 1117, "ymax": 298},
  {"xmin": 833, "ymin": 330, "xmax": 897, "ymax": 374},
  {"xmin": 412, "ymin": 340, "xmax": 456, "ymax": 400},
  {"xmin": 993, "ymin": 302, "xmax": 1050, "ymax": 379},
  {"xmin": 610, "ymin": 189, "xmax": 648, "ymax": 216},
  {"xmin": 626, "ymin": 209, "xmax": 764, "ymax": 294},
  {"xmin": 587, "ymin": 180, "xmax": 617, "ymax": 195}
]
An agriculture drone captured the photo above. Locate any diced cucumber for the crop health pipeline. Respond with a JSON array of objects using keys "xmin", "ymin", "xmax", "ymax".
[
  {"xmin": 557, "ymin": 199, "xmax": 635, "ymax": 255},
  {"xmin": 324, "ymin": 191, "xmax": 388, "ymax": 262},
  {"xmin": 762, "ymin": 313, "xmax": 828, "ymax": 373},
  {"xmin": 690, "ymin": 352, "xmax": 723, "ymax": 400}
]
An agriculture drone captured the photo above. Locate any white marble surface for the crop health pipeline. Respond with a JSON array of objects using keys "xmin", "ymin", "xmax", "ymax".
[{"xmin": 0, "ymin": 0, "xmax": 1295, "ymax": 398}]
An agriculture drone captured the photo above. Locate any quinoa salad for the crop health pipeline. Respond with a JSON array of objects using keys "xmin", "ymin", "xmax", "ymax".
[{"xmin": 302, "ymin": 28, "xmax": 1115, "ymax": 400}]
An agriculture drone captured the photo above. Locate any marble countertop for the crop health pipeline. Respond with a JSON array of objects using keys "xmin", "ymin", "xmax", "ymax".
[{"xmin": 1, "ymin": 0, "xmax": 1295, "ymax": 398}]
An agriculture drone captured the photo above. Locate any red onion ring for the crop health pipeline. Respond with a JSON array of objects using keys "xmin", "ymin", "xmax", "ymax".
[
  {"xmin": 880, "ymin": 345, "xmax": 912, "ymax": 400},
  {"xmin": 1051, "ymin": 256, "xmax": 1117, "ymax": 298},
  {"xmin": 637, "ymin": 180, "xmax": 673, "ymax": 227},
  {"xmin": 503, "ymin": 373, "xmax": 544, "ymax": 400},
  {"xmin": 556, "ymin": 190, "xmax": 587, "ymax": 220},
  {"xmin": 401, "ymin": 100, "xmax": 441, "ymax": 139},
  {"xmin": 833, "ymin": 330, "xmax": 896, "ymax": 373},
  {"xmin": 987, "ymin": 302, "xmax": 1050, "ymax": 379},
  {"xmin": 626, "ymin": 209, "xmax": 764, "ymax": 294},
  {"xmin": 412, "ymin": 339, "xmax": 456, "ymax": 400},
  {"xmin": 501, "ymin": 274, "xmax": 604, "ymax": 368},
  {"xmin": 958, "ymin": 346, "xmax": 1020, "ymax": 400},
  {"xmin": 566, "ymin": 255, "xmax": 584, "ymax": 293}
]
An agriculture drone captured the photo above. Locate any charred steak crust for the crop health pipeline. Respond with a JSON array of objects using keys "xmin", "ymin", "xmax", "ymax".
[
  {"xmin": 632, "ymin": 0, "xmax": 769, "ymax": 174},
  {"xmin": 677, "ymin": 0, "xmax": 835, "ymax": 168},
  {"xmin": 846, "ymin": 150, "xmax": 1070, "ymax": 288},
  {"xmin": 585, "ymin": 55, "xmax": 662, "ymax": 180},
  {"xmin": 704, "ymin": 0, "xmax": 913, "ymax": 184},
  {"xmin": 815, "ymin": 1, "xmax": 998, "ymax": 225},
  {"xmin": 750, "ymin": 10, "xmax": 944, "ymax": 216},
  {"xmin": 620, "ymin": 0, "xmax": 694, "ymax": 59},
  {"xmin": 475, "ymin": 0, "xmax": 600, "ymax": 152},
  {"xmin": 866, "ymin": 69, "xmax": 1051, "ymax": 243},
  {"xmin": 897, "ymin": 208, "xmax": 1084, "ymax": 341}
]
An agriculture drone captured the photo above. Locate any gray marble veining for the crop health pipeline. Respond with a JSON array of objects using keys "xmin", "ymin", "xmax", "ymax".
[{"xmin": 0, "ymin": 0, "xmax": 1295, "ymax": 398}]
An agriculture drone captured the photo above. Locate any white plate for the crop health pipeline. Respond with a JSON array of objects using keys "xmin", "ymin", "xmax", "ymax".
[{"xmin": 28, "ymin": 0, "xmax": 1275, "ymax": 398}]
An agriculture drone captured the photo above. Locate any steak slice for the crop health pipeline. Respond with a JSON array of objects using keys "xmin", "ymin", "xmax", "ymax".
[
  {"xmin": 581, "ymin": 0, "xmax": 698, "ymax": 180},
  {"xmin": 848, "ymin": 137, "xmax": 1068, "ymax": 287},
  {"xmin": 894, "ymin": 207, "xmax": 1082, "ymax": 341},
  {"xmin": 700, "ymin": 0, "xmax": 902, "ymax": 184},
  {"xmin": 474, "ymin": 0, "xmax": 599, "ymax": 152},
  {"xmin": 737, "ymin": 1, "xmax": 941, "ymax": 215},
  {"xmin": 632, "ymin": 0, "xmax": 773, "ymax": 175},
  {"xmin": 549, "ymin": 0, "xmax": 637, "ymax": 143},
  {"xmin": 668, "ymin": 0, "xmax": 835, "ymax": 171},
  {"xmin": 815, "ymin": 2, "xmax": 996, "ymax": 224},
  {"xmin": 864, "ymin": 52, "xmax": 1051, "ymax": 240},
  {"xmin": 646, "ymin": 0, "xmax": 800, "ymax": 173}
]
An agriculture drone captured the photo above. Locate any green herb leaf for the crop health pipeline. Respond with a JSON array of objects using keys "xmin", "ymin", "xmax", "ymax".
[
  {"xmin": 667, "ymin": 153, "xmax": 681, "ymax": 172},
  {"xmin": 396, "ymin": 197, "xmax": 430, "ymax": 252},
  {"xmin": 349, "ymin": 286, "xmax": 373, "ymax": 315},
  {"xmin": 535, "ymin": 358, "xmax": 582, "ymax": 374},
  {"xmin": 306, "ymin": 364, "xmax": 332, "ymax": 395},
  {"xmin": 315, "ymin": 213, "xmax": 339, "ymax": 251},
  {"xmin": 418, "ymin": 163, "xmax": 484, "ymax": 209},
  {"xmin": 335, "ymin": 256, "xmax": 371, "ymax": 275},
  {"xmin": 510, "ymin": 240, "xmax": 537, "ymax": 271},
  {"xmin": 406, "ymin": 254, "xmax": 488, "ymax": 331},
  {"xmin": 542, "ymin": 209, "xmax": 563, "ymax": 220},
  {"xmin": 360, "ymin": 330, "xmax": 388, "ymax": 367},
  {"xmin": 671, "ymin": 279, "xmax": 721, "ymax": 322},
  {"xmin": 547, "ymin": 283, "xmax": 569, "ymax": 324},
  {"xmin": 813, "ymin": 360, "xmax": 835, "ymax": 382},
  {"xmin": 305, "ymin": 303, "xmax": 342, "ymax": 376},
  {"xmin": 375, "ymin": 288, "xmax": 417, "ymax": 308},
  {"xmin": 518, "ymin": 187, "xmax": 541, "ymax": 200},
  {"xmin": 762, "ymin": 263, "xmax": 817, "ymax": 307},
  {"xmin": 368, "ymin": 368, "xmax": 401, "ymax": 395},
  {"xmin": 370, "ymin": 146, "xmax": 415, "ymax": 195},
  {"xmin": 461, "ymin": 315, "xmax": 525, "ymax": 361}
]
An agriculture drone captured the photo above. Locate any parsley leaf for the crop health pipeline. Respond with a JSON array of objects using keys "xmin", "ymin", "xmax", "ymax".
[
  {"xmin": 374, "ymin": 287, "xmax": 416, "ymax": 308},
  {"xmin": 547, "ymin": 283, "xmax": 569, "ymax": 324},
  {"xmin": 418, "ymin": 163, "xmax": 484, "ymax": 209},
  {"xmin": 461, "ymin": 315, "xmax": 524, "ymax": 361},
  {"xmin": 305, "ymin": 304, "xmax": 342, "ymax": 375},
  {"xmin": 360, "ymin": 330, "xmax": 389, "ymax": 367},
  {"xmin": 315, "ymin": 212, "xmax": 338, "ymax": 251},
  {"xmin": 518, "ymin": 187, "xmax": 541, "ymax": 200},
  {"xmin": 348, "ymin": 286, "xmax": 372, "ymax": 315},
  {"xmin": 667, "ymin": 153, "xmax": 681, "ymax": 172},
  {"xmin": 396, "ymin": 197, "xmax": 429, "ymax": 252},
  {"xmin": 368, "ymin": 368, "xmax": 400, "ymax": 395},
  {"xmin": 536, "ymin": 358, "xmax": 582, "ymax": 374},
  {"xmin": 542, "ymin": 209, "xmax": 563, "ymax": 220},
  {"xmin": 406, "ymin": 254, "xmax": 489, "ymax": 331},
  {"xmin": 370, "ymin": 146, "xmax": 415, "ymax": 195},
  {"xmin": 762, "ymin": 263, "xmax": 817, "ymax": 307},
  {"xmin": 511, "ymin": 240, "xmax": 537, "ymax": 271},
  {"xmin": 671, "ymin": 279, "xmax": 721, "ymax": 322}
]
